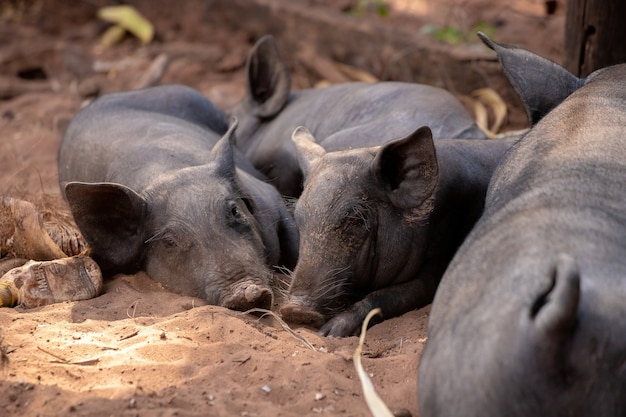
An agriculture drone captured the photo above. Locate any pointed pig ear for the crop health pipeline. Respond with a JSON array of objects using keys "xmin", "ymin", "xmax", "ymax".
[
  {"xmin": 64, "ymin": 181, "xmax": 148, "ymax": 271},
  {"xmin": 245, "ymin": 35, "xmax": 292, "ymax": 118},
  {"xmin": 478, "ymin": 32, "xmax": 583, "ymax": 125},
  {"xmin": 209, "ymin": 118, "xmax": 239, "ymax": 180},
  {"xmin": 373, "ymin": 126, "xmax": 438, "ymax": 210},
  {"xmin": 291, "ymin": 126, "xmax": 326, "ymax": 179}
]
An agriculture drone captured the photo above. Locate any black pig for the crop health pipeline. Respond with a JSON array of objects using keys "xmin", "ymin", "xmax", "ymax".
[
  {"xmin": 58, "ymin": 85, "xmax": 299, "ymax": 310},
  {"xmin": 231, "ymin": 35, "xmax": 487, "ymax": 197},
  {"xmin": 418, "ymin": 34, "xmax": 626, "ymax": 417},
  {"xmin": 279, "ymin": 125, "xmax": 515, "ymax": 336}
]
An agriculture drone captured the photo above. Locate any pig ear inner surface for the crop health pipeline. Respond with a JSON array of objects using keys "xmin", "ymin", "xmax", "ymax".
[
  {"xmin": 477, "ymin": 32, "xmax": 583, "ymax": 125},
  {"xmin": 373, "ymin": 125, "xmax": 438, "ymax": 210},
  {"xmin": 292, "ymin": 126, "xmax": 326, "ymax": 179},
  {"xmin": 245, "ymin": 35, "xmax": 291, "ymax": 119},
  {"xmin": 64, "ymin": 181, "xmax": 148, "ymax": 271}
]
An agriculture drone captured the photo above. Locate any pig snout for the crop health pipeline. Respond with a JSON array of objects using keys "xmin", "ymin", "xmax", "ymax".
[
  {"xmin": 221, "ymin": 282, "xmax": 273, "ymax": 311},
  {"xmin": 279, "ymin": 297, "xmax": 326, "ymax": 328}
]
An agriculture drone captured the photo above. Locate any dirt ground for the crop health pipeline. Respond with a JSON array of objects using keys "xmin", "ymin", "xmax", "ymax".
[{"xmin": 0, "ymin": 1, "xmax": 564, "ymax": 416}]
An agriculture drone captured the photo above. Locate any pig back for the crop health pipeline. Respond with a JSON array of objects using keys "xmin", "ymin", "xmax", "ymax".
[
  {"xmin": 254, "ymin": 82, "xmax": 483, "ymax": 152},
  {"xmin": 243, "ymin": 82, "xmax": 485, "ymax": 197},
  {"xmin": 59, "ymin": 106, "xmax": 223, "ymax": 193}
]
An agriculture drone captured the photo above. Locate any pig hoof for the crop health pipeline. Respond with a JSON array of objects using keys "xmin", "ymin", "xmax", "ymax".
[
  {"xmin": 279, "ymin": 303, "xmax": 326, "ymax": 328},
  {"xmin": 319, "ymin": 313, "xmax": 360, "ymax": 338},
  {"xmin": 223, "ymin": 284, "xmax": 273, "ymax": 311}
]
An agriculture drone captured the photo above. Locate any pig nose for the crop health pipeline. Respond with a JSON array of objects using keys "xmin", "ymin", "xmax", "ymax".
[
  {"xmin": 280, "ymin": 302, "xmax": 326, "ymax": 328},
  {"xmin": 222, "ymin": 283, "xmax": 273, "ymax": 311}
]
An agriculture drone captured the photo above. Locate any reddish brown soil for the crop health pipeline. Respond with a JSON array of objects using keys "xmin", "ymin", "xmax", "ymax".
[{"xmin": 0, "ymin": 1, "xmax": 564, "ymax": 416}]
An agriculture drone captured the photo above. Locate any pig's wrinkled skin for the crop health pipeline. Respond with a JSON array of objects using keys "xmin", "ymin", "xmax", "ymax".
[
  {"xmin": 231, "ymin": 35, "xmax": 486, "ymax": 197},
  {"xmin": 279, "ymin": 125, "xmax": 515, "ymax": 337},
  {"xmin": 418, "ymin": 34, "xmax": 626, "ymax": 417},
  {"xmin": 58, "ymin": 85, "xmax": 299, "ymax": 310}
]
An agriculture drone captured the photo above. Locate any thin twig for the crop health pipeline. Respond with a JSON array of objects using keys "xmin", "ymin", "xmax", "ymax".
[
  {"xmin": 242, "ymin": 308, "xmax": 317, "ymax": 351},
  {"xmin": 119, "ymin": 330, "xmax": 139, "ymax": 341},
  {"xmin": 38, "ymin": 346, "xmax": 100, "ymax": 366},
  {"xmin": 126, "ymin": 300, "xmax": 138, "ymax": 319},
  {"xmin": 37, "ymin": 346, "xmax": 69, "ymax": 363}
]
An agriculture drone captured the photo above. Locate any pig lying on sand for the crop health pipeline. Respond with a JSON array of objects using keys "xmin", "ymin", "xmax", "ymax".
[
  {"xmin": 58, "ymin": 85, "xmax": 299, "ymax": 311},
  {"xmin": 279, "ymin": 124, "xmax": 516, "ymax": 337}
]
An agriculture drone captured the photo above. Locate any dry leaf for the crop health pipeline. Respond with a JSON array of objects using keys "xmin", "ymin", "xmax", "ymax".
[
  {"xmin": 97, "ymin": 5, "xmax": 154, "ymax": 45},
  {"xmin": 99, "ymin": 25, "xmax": 127, "ymax": 48},
  {"xmin": 353, "ymin": 308, "xmax": 394, "ymax": 417}
]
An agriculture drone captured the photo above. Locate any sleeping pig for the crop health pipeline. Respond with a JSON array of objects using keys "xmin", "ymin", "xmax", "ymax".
[{"xmin": 58, "ymin": 85, "xmax": 299, "ymax": 310}]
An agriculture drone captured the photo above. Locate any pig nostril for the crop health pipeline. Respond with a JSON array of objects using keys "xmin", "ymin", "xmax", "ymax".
[
  {"xmin": 244, "ymin": 284, "xmax": 263, "ymax": 302},
  {"xmin": 249, "ymin": 285, "xmax": 273, "ymax": 310},
  {"xmin": 221, "ymin": 283, "xmax": 273, "ymax": 312}
]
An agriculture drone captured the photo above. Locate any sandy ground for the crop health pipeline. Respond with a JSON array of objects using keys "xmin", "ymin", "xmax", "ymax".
[
  {"xmin": 0, "ymin": 0, "xmax": 564, "ymax": 415},
  {"xmin": 1, "ymin": 270, "xmax": 429, "ymax": 417}
]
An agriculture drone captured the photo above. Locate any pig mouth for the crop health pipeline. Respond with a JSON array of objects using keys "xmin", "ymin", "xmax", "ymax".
[
  {"xmin": 278, "ymin": 266, "xmax": 363, "ymax": 328},
  {"xmin": 279, "ymin": 302, "xmax": 326, "ymax": 328}
]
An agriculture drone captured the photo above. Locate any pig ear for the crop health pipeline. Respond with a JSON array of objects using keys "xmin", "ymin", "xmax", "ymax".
[
  {"xmin": 209, "ymin": 118, "xmax": 239, "ymax": 179},
  {"xmin": 64, "ymin": 181, "xmax": 148, "ymax": 271},
  {"xmin": 245, "ymin": 35, "xmax": 291, "ymax": 118},
  {"xmin": 292, "ymin": 126, "xmax": 326, "ymax": 179},
  {"xmin": 527, "ymin": 254, "xmax": 580, "ymax": 369},
  {"xmin": 478, "ymin": 32, "xmax": 584, "ymax": 125},
  {"xmin": 531, "ymin": 254, "xmax": 580, "ymax": 338},
  {"xmin": 373, "ymin": 126, "xmax": 438, "ymax": 210}
]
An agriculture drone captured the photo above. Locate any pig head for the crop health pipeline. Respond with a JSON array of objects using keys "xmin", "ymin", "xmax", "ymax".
[
  {"xmin": 58, "ymin": 85, "xmax": 299, "ymax": 310},
  {"xmin": 280, "ymin": 125, "xmax": 514, "ymax": 336},
  {"xmin": 418, "ymin": 35, "xmax": 626, "ymax": 417},
  {"xmin": 230, "ymin": 35, "xmax": 486, "ymax": 197}
]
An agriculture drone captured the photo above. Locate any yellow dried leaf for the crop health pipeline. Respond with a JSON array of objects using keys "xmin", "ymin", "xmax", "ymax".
[
  {"xmin": 353, "ymin": 308, "xmax": 394, "ymax": 417},
  {"xmin": 472, "ymin": 88, "xmax": 508, "ymax": 136},
  {"xmin": 99, "ymin": 24, "xmax": 127, "ymax": 47},
  {"xmin": 97, "ymin": 5, "xmax": 154, "ymax": 45}
]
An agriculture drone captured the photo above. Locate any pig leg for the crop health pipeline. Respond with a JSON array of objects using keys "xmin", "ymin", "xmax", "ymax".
[{"xmin": 320, "ymin": 265, "xmax": 442, "ymax": 337}]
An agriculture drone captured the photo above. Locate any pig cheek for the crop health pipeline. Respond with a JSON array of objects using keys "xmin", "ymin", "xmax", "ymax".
[
  {"xmin": 331, "ymin": 223, "xmax": 374, "ymax": 288},
  {"xmin": 144, "ymin": 241, "xmax": 209, "ymax": 300},
  {"xmin": 204, "ymin": 234, "xmax": 274, "ymax": 307},
  {"xmin": 374, "ymin": 223, "xmax": 428, "ymax": 286}
]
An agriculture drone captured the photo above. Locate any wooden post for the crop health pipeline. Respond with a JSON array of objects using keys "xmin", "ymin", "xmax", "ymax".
[{"xmin": 564, "ymin": 0, "xmax": 626, "ymax": 76}]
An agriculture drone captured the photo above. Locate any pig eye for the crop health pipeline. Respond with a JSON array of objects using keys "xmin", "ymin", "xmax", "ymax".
[
  {"xmin": 343, "ymin": 204, "xmax": 371, "ymax": 231},
  {"xmin": 231, "ymin": 205, "xmax": 241, "ymax": 218},
  {"xmin": 163, "ymin": 235, "xmax": 177, "ymax": 248},
  {"xmin": 226, "ymin": 200, "xmax": 249, "ymax": 227}
]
